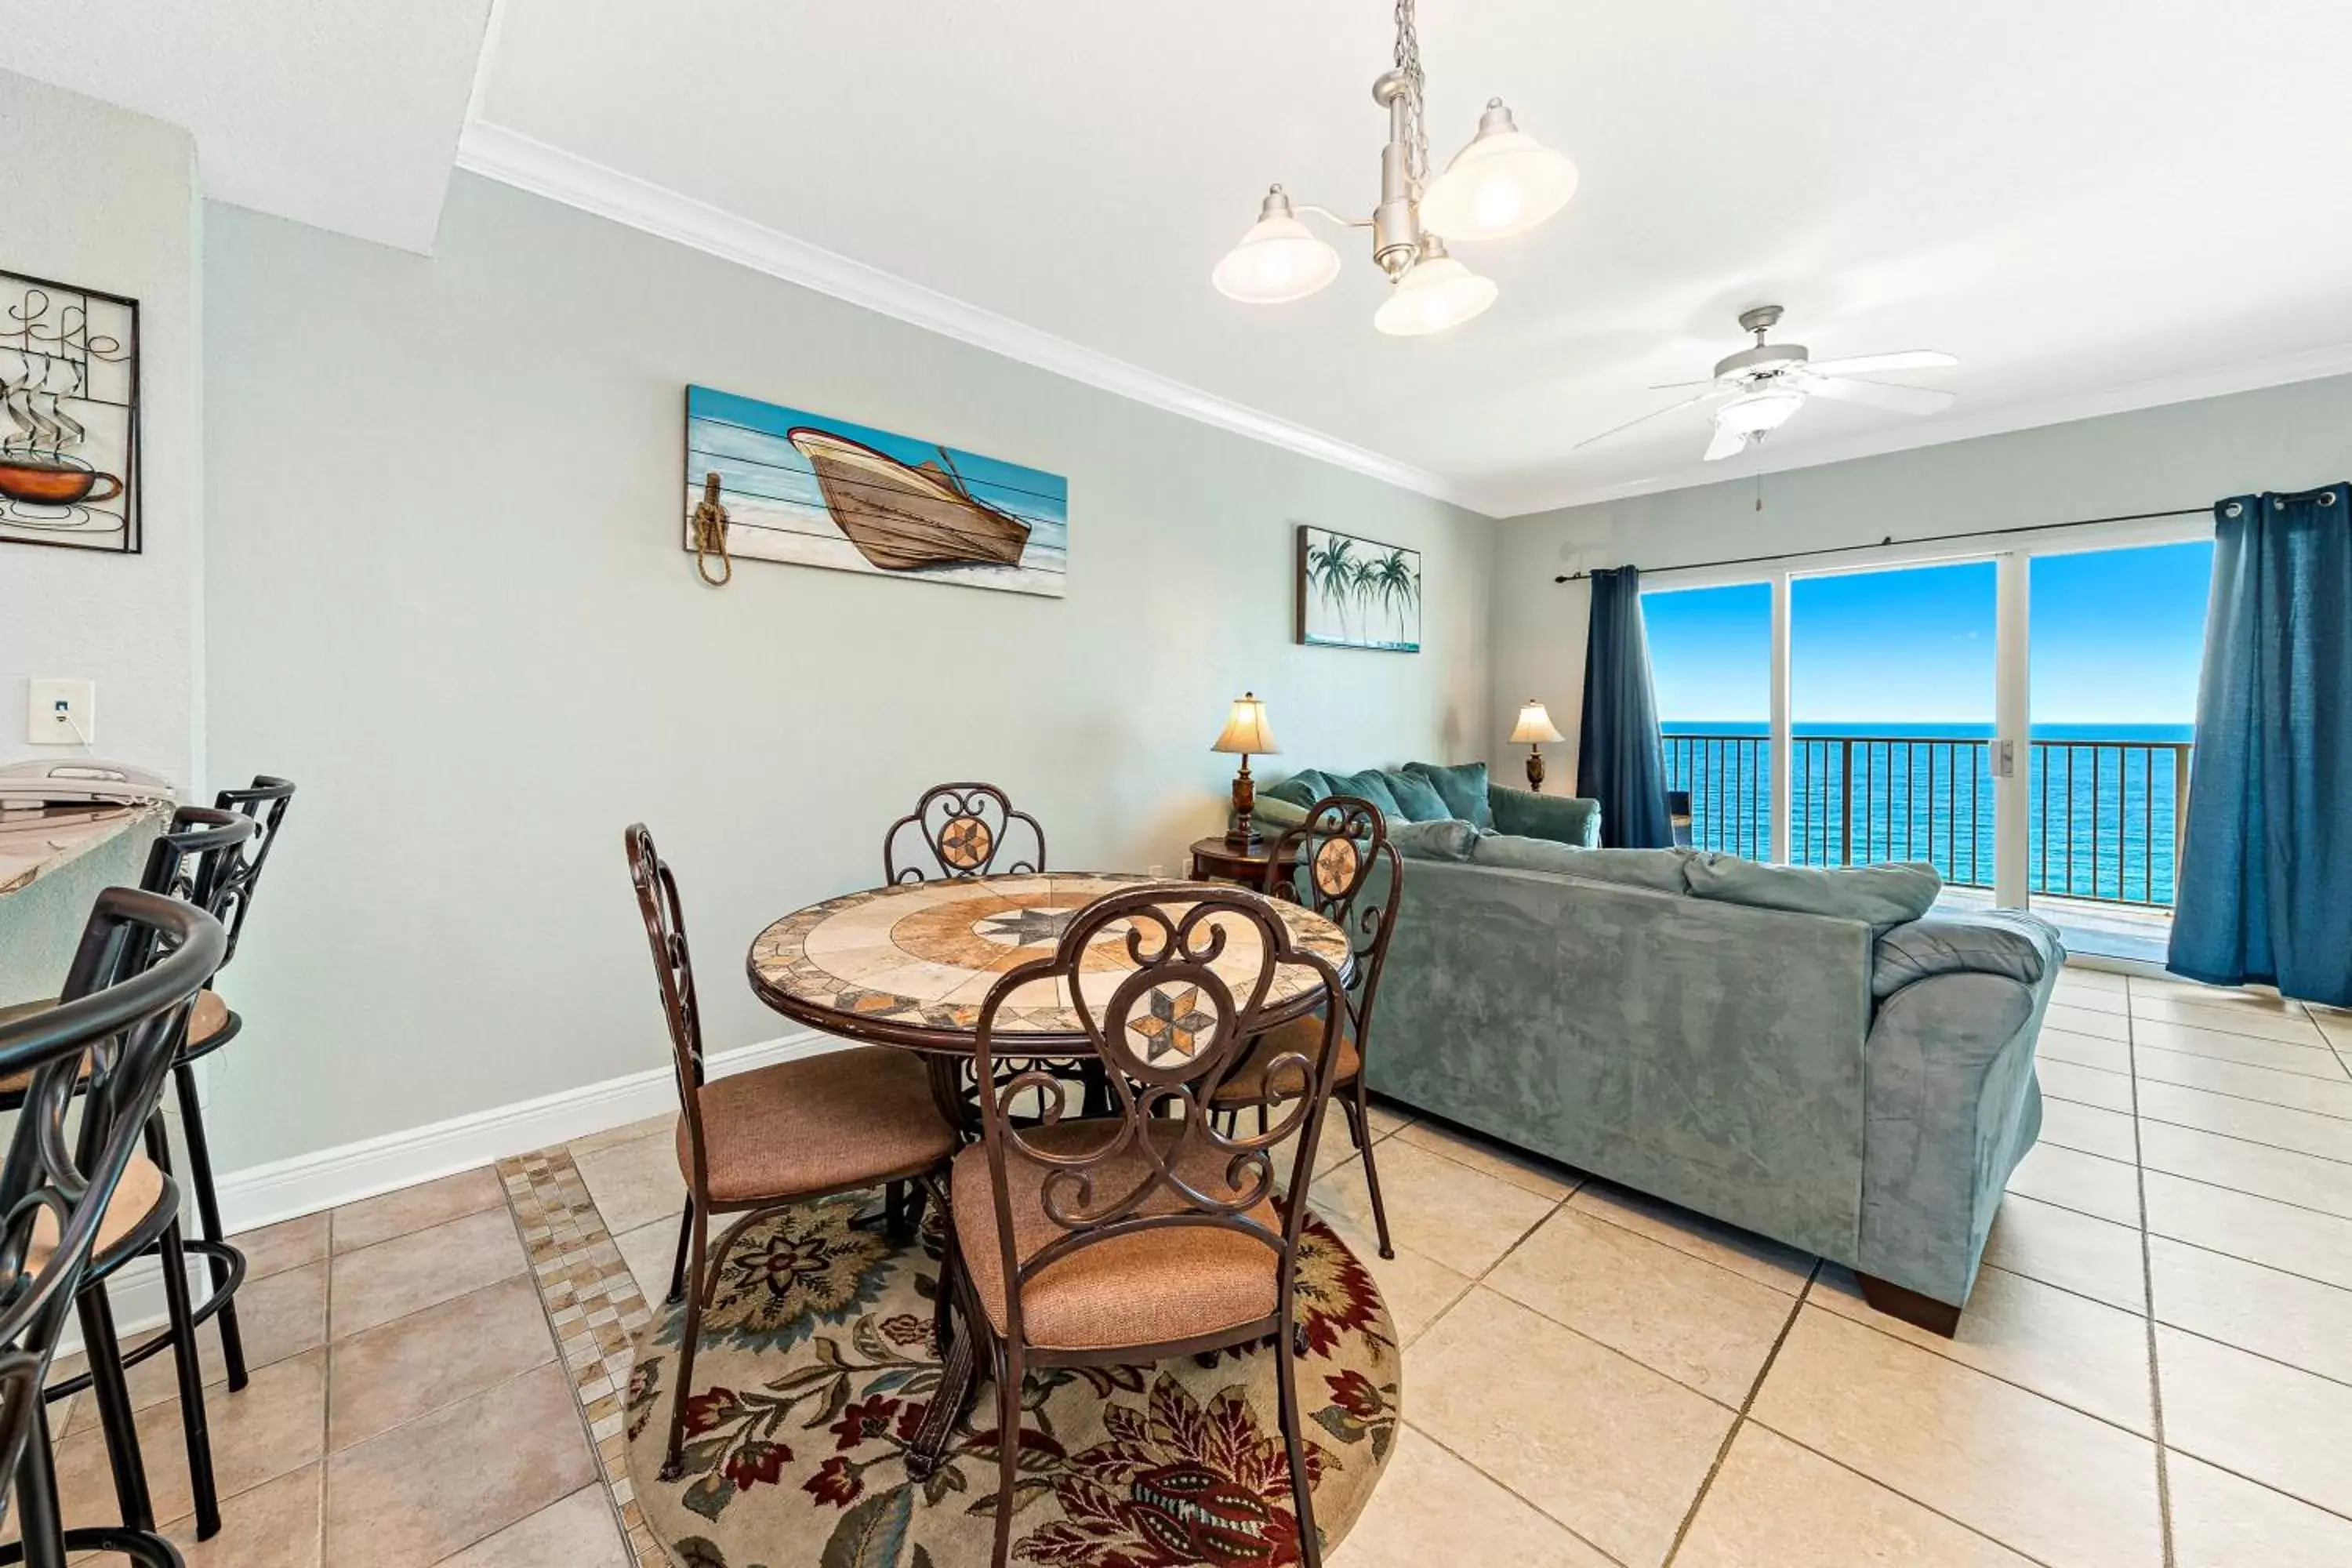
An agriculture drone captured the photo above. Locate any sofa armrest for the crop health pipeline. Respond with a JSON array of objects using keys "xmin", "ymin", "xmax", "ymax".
[
  {"xmin": 1858, "ymin": 924, "xmax": 2060, "ymax": 1310},
  {"xmin": 1488, "ymin": 784, "xmax": 1602, "ymax": 848},
  {"xmin": 1872, "ymin": 909, "xmax": 2060, "ymax": 999}
]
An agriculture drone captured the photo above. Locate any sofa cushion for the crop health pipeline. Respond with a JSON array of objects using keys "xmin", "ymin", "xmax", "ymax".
[
  {"xmin": 1490, "ymin": 784, "xmax": 1602, "ymax": 848},
  {"xmin": 1262, "ymin": 770, "xmax": 1333, "ymax": 809},
  {"xmin": 1251, "ymin": 797, "xmax": 1310, "ymax": 833},
  {"xmin": 1684, "ymin": 854, "xmax": 1941, "ymax": 927},
  {"xmin": 1381, "ymin": 768, "xmax": 1454, "ymax": 822},
  {"xmin": 1872, "ymin": 910, "xmax": 2061, "ymax": 999},
  {"xmin": 1324, "ymin": 768, "xmax": 1405, "ymax": 820},
  {"xmin": 1402, "ymin": 760, "xmax": 1492, "ymax": 830},
  {"xmin": 1389, "ymin": 818, "xmax": 1479, "ymax": 862},
  {"xmin": 1472, "ymin": 834, "xmax": 1692, "ymax": 892}
]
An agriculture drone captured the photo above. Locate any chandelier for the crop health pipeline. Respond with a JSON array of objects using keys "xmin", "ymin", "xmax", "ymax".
[{"xmin": 1211, "ymin": 0, "xmax": 1577, "ymax": 336}]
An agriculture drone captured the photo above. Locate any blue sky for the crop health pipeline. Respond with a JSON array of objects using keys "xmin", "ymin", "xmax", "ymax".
[{"xmin": 1642, "ymin": 540, "xmax": 2213, "ymax": 725}]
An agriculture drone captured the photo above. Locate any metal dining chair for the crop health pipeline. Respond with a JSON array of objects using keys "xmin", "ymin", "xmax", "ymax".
[
  {"xmin": 1211, "ymin": 795, "xmax": 1404, "ymax": 1259},
  {"xmin": 1, "ymin": 887, "xmax": 227, "ymax": 1567},
  {"xmin": 623, "ymin": 824, "xmax": 960, "ymax": 1483},
  {"xmin": 882, "ymin": 782, "xmax": 1047, "ymax": 884},
  {"xmin": 943, "ymin": 884, "xmax": 1352, "ymax": 1568}
]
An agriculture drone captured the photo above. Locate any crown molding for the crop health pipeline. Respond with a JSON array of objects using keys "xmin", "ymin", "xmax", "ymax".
[
  {"xmin": 452, "ymin": 122, "xmax": 1496, "ymax": 516},
  {"xmin": 1489, "ymin": 339, "xmax": 2352, "ymax": 519}
]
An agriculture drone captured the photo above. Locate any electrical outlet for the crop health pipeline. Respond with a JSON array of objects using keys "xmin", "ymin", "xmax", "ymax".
[
  {"xmin": 27, "ymin": 678, "xmax": 95, "ymax": 746},
  {"xmin": 1147, "ymin": 864, "xmax": 1165, "ymax": 880}
]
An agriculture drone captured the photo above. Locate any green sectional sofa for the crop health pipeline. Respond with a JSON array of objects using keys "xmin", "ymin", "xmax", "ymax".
[{"xmin": 1257, "ymin": 761, "xmax": 2059, "ymax": 1331}]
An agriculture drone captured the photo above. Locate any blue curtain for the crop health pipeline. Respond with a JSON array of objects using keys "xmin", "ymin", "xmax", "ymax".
[
  {"xmin": 1576, "ymin": 566, "xmax": 1674, "ymax": 849},
  {"xmin": 2169, "ymin": 482, "xmax": 2352, "ymax": 1006}
]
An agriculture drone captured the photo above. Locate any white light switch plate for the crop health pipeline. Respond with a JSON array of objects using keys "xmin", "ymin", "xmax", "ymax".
[{"xmin": 27, "ymin": 678, "xmax": 95, "ymax": 745}]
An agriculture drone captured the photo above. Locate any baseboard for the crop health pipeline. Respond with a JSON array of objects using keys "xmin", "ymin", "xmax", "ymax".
[{"xmin": 213, "ymin": 1029, "xmax": 837, "ymax": 1236}]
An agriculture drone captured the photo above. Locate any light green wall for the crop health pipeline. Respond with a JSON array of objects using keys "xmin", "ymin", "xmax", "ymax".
[
  {"xmin": 201, "ymin": 173, "xmax": 1493, "ymax": 1168},
  {"xmin": 1494, "ymin": 373, "xmax": 2352, "ymax": 775}
]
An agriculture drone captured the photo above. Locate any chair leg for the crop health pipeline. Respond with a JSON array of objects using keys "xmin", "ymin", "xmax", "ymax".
[
  {"xmin": 992, "ymin": 1341, "xmax": 1024, "ymax": 1568},
  {"xmin": 16, "ymin": 1392, "xmax": 71, "ymax": 1568},
  {"xmin": 1344, "ymin": 1081, "xmax": 1395, "ymax": 1260},
  {"xmin": 149, "ymin": 1116, "xmax": 220, "ymax": 1540},
  {"xmin": 172, "ymin": 1059, "xmax": 248, "ymax": 1392},
  {"xmin": 660, "ymin": 1207, "xmax": 709, "ymax": 1481},
  {"xmin": 76, "ymin": 1283, "xmax": 152, "ymax": 1530},
  {"xmin": 1275, "ymin": 1293, "xmax": 1322, "ymax": 1568},
  {"xmin": 665, "ymin": 1196, "xmax": 693, "ymax": 1307},
  {"xmin": 885, "ymin": 1181, "xmax": 910, "ymax": 1243}
]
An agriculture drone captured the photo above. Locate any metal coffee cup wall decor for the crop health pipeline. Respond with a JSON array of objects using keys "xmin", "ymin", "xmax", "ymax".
[{"xmin": 0, "ymin": 269, "xmax": 139, "ymax": 555}]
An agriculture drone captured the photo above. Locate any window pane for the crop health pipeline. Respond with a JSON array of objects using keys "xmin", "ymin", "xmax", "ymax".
[{"xmin": 1644, "ymin": 582, "xmax": 1769, "ymax": 858}]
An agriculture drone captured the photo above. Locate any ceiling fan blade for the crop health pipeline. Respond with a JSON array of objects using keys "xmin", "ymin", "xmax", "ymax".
[
  {"xmin": 1574, "ymin": 388, "xmax": 1733, "ymax": 449},
  {"xmin": 1703, "ymin": 424, "xmax": 1751, "ymax": 463},
  {"xmin": 1647, "ymin": 378, "xmax": 1722, "ymax": 390},
  {"xmin": 1801, "ymin": 376, "xmax": 1956, "ymax": 416},
  {"xmin": 1800, "ymin": 350, "xmax": 1957, "ymax": 378}
]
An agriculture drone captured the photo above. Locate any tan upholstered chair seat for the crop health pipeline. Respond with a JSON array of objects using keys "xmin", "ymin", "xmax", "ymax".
[
  {"xmin": 1210, "ymin": 1012, "xmax": 1358, "ymax": 1106},
  {"xmin": 952, "ymin": 1120, "xmax": 1282, "ymax": 1351},
  {"xmin": 188, "ymin": 989, "xmax": 230, "ymax": 1045},
  {"xmin": 28, "ymin": 1152, "xmax": 168, "ymax": 1276},
  {"xmin": 676, "ymin": 1047, "xmax": 957, "ymax": 1204}
]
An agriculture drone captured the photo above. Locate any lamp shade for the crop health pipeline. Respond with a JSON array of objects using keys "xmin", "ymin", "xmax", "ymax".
[
  {"xmin": 1373, "ymin": 241, "xmax": 1497, "ymax": 337},
  {"xmin": 1508, "ymin": 700, "xmax": 1565, "ymax": 746},
  {"xmin": 1211, "ymin": 692, "xmax": 1280, "ymax": 755},
  {"xmin": 1420, "ymin": 100, "xmax": 1579, "ymax": 242},
  {"xmin": 1213, "ymin": 187, "xmax": 1342, "ymax": 305}
]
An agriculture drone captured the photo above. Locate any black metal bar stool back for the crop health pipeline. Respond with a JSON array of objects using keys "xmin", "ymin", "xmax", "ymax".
[{"xmin": 0, "ymin": 886, "xmax": 226, "ymax": 1568}]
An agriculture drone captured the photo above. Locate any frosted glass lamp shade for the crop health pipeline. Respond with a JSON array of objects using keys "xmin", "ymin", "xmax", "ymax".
[
  {"xmin": 1421, "ymin": 100, "xmax": 1579, "ymax": 241},
  {"xmin": 1716, "ymin": 387, "xmax": 1806, "ymax": 437},
  {"xmin": 1509, "ymin": 701, "xmax": 1566, "ymax": 746},
  {"xmin": 1213, "ymin": 190, "xmax": 1341, "ymax": 305},
  {"xmin": 1212, "ymin": 693, "xmax": 1280, "ymax": 755},
  {"xmin": 1373, "ymin": 249, "xmax": 1498, "ymax": 337}
]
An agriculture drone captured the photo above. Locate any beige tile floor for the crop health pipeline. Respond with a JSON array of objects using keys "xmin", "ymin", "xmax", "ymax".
[{"xmin": 57, "ymin": 967, "xmax": 2352, "ymax": 1565}]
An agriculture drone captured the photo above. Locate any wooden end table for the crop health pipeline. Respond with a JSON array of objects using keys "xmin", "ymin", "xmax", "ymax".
[{"xmin": 1188, "ymin": 833, "xmax": 1298, "ymax": 887}]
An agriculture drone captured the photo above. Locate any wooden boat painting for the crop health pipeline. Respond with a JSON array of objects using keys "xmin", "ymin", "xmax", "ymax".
[{"xmin": 683, "ymin": 385, "xmax": 1066, "ymax": 597}]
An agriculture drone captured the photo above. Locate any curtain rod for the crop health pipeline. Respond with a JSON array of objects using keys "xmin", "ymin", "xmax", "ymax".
[{"xmin": 1550, "ymin": 506, "xmax": 2212, "ymax": 584}]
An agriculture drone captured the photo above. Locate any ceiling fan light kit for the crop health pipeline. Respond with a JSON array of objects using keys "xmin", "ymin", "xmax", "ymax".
[{"xmin": 1213, "ymin": 0, "xmax": 1574, "ymax": 336}]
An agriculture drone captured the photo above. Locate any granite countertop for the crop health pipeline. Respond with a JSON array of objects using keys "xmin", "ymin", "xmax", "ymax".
[{"xmin": 0, "ymin": 803, "xmax": 167, "ymax": 898}]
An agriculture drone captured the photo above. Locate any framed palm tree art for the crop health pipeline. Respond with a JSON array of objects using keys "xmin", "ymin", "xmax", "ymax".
[{"xmin": 1297, "ymin": 525, "xmax": 1421, "ymax": 652}]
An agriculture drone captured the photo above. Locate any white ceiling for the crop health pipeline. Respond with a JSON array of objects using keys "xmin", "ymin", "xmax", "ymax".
[
  {"xmin": 11, "ymin": 1, "xmax": 2352, "ymax": 515},
  {"xmin": 0, "ymin": 0, "xmax": 493, "ymax": 252}
]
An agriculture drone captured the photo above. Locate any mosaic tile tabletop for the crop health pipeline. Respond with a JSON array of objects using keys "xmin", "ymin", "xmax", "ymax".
[{"xmin": 748, "ymin": 873, "xmax": 1351, "ymax": 1043}]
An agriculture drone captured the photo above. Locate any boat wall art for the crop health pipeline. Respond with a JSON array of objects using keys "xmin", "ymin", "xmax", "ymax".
[
  {"xmin": 683, "ymin": 385, "xmax": 1066, "ymax": 597},
  {"xmin": 1297, "ymin": 525, "xmax": 1421, "ymax": 652},
  {"xmin": 0, "ymin": 269, "xmax": 139, "ymax": 555}
]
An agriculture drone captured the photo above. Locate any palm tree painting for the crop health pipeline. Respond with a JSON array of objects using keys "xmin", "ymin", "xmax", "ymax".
[{"xmin": 1298, "ymin": 525, "xmax": 1421, "ymax": 652}]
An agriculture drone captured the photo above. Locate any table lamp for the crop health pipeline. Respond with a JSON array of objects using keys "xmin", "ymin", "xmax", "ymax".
[
  {"xmin": 1210, "ymin": 691, "xmax": 1281, "ymax": 847},
  {"xmin": 1510, "ymin": 699, "xmax": 1565, "ymax": 790}
]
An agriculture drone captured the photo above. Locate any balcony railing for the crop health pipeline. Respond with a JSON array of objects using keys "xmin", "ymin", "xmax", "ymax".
[{"xmin": 1661, "ymin": 733, "xmax": 2193, "ymax": 909}]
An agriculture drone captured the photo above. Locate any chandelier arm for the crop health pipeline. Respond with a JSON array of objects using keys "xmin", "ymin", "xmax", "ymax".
[{"xmin": 1288, "ymin": 202, "xmax": 1377, "ymax": 231}]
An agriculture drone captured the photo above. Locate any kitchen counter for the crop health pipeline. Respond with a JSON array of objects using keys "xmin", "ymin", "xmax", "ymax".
[
  {"xmin": 1, "ymin": 803, "xmax": 165, "ymax": 898},
  {"xmin": 1, "ymin": 803, "xmax": 169, "ymax": 1006}
]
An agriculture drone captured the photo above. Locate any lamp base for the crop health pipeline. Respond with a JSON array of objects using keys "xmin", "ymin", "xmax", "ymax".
[
  {"xmin": 1526, "ymin": 748, "xmax": 1547, "ymax": 791},
  {"xmin": 1223, "ymin": 823, "xmax": 1264, "ymax": 850},
  {"xmin": 1226, "ymin": 761, "xmax": 1261, "ymax": 848}
]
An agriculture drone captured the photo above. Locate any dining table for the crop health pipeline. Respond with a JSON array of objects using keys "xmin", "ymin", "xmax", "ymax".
[{"xmin": 743, "ymin": 868, "xmax": 1354, "ymax": 1476}]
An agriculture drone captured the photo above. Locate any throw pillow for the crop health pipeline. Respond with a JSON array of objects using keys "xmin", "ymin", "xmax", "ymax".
[
  {"xmin": 1261, "ymin": 769, "xmax": 1334, "ymax": 809},
  {"xmin": 1401, "ymin": 760, "xmax": 1493, "ymax": 829},
  {"xmin": 1683, "ymin": 854, "xmax": 1943, "ymax": 927},
  {"xmin": 1381, "ymin": 768, "xmax": 1454, "ymax": 822},
  {"xmin": 1388, "ymin": 818, "xmax": 1479, "ymax": 862},
  {"xmin": 1488, "ymin": 784, "xmax": 1602, "ymax": 848},
  {"xmin": 1323, "ymin": 768, "xmax": 1405, "ymax": 821}
]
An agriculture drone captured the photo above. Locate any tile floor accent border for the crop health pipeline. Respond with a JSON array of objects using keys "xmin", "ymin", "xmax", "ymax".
[{"xmin": 498, "ymin": 1145, "xmax": 666, "ymax": 1568}]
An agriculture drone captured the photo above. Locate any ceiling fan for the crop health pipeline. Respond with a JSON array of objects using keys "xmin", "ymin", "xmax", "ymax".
[{"xmin": 1578, "ymin": 306, "xmax": 1958, "ymax": 462}]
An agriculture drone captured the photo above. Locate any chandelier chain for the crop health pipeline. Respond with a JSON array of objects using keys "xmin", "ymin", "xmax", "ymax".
[{"xmin": 1392, "ymin": 0, "xmax": 1428, "ymax": 188}]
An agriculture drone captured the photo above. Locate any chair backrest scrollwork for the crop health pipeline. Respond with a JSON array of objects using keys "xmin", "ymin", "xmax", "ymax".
[
  {"xmin": 971, "ymin": 886, "xmax": 1348, "ymax": 1347},
  {"xmin": 1261, "ymin": 795, "xmax": 1405, "ymax": 1054},
  {"xmin": 210, "ymin": 775, "xmax": 296, "ymax": 967},
  {"xmin": 883, "ymin": 782, "xmax": 1047, "ymax": 884},
  {"xmin": 624, "ymin": 825, "xmax": 714, "ymax": 1201}
]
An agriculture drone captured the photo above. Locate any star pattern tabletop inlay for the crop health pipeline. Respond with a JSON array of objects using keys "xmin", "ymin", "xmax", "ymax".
[{"xmin": 975, "ymin": 906, "xmax": 1079, "ymax": 946}]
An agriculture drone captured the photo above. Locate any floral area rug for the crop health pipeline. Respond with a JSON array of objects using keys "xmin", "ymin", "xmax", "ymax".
[{"xmin": 622, "ymin": 1195, "xmax": 1399, "ymax": 1568}]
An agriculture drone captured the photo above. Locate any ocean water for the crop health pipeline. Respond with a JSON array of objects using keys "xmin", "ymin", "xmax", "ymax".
[{"xmin": 1661, "ymin": 720, "xmax": 2196, "ymax": 906}]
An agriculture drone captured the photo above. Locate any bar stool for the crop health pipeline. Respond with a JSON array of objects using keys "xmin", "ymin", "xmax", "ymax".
[{"xmin": 0, "ymin": 886, "xmax": 227, "ymax": 1568}]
